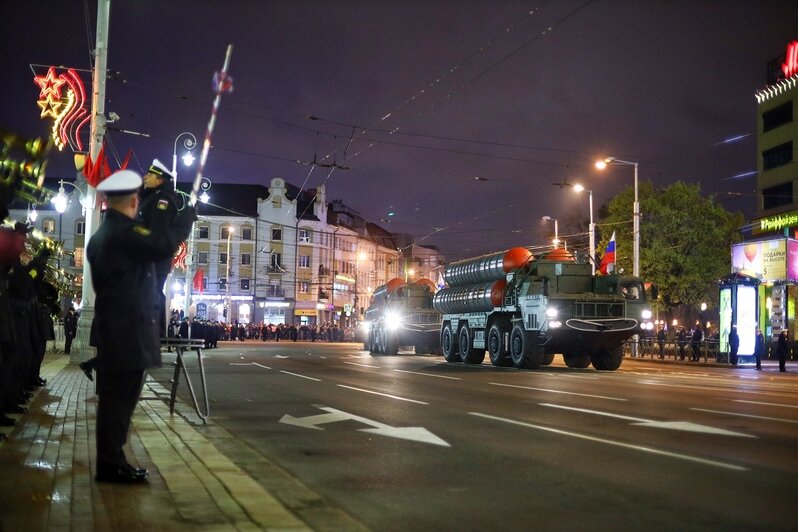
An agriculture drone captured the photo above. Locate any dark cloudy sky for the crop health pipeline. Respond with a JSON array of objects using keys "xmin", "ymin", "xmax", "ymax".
[{"xmin": 3, "ymin": 0, "xmax": 797, "ymax": 260}]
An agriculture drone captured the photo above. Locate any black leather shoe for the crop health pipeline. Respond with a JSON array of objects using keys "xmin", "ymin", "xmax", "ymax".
[
  {"xmin": 79, "ymin": 362, "xmax": 94, "ymax": 381},
  {"xmin": 95, "ymin": 465, "xmax": 148, "ymax": 483},
  {"xmin": 122, "ymin": 462, "xmax": 148, "ymax": 477},
  {"xmin": 36, "ymin": 377, "xmax": 47, "ymax": 386},
  {"xmin": 0, "ymin": 415, "xmax": 16, "ymax": 427}
]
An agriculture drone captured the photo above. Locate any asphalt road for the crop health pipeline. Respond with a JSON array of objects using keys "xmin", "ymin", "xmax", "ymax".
[{"xmin": 151, "ymin": 342, "xmax": 798, "ymax": 531}]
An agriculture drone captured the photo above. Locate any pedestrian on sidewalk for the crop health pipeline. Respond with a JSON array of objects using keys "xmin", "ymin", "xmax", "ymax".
[
  {"xmin": 677, "ymin": 327, "xmax": 687, "ymax": 360},
  {"xmin": 729, "ymin": 325, "xmax": 740, "ymax": 366},
  {"xmin": 87, "ymin": 170, "xmax": 195, "ymax": 483},
  {"xmin": 690, "ymin": 324, "xmax": 703, "ymax": 362},
  {"xmin": 777, "ymin": 330, "xmax": 788, "ymax": 373},
  {"xmin": 754, "ymin": 328, "xmax": 765, "ymax": 371},
  {"xmin": 656, "ymin": 327, "xmax": 666, "ymax": 359},
  {"xmin": 63, "ymin": 307, "xmax": 77, "ymax": 354}
]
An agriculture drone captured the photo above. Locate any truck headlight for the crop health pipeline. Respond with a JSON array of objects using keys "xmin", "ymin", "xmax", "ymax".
[
  {"xmin": 360, "ymin": 321, "xmax": 371, "ymax": 333},
  {"xmin": 385, "ymin": 312, "xmax": 402, "ymax": 330},
  {"xmin": 641, "ymin": 309, "xmax": 652, "ymax": 320},
  {"xmin": 546, "ymin": 307, "xmax": 558, "ymax": 319}
]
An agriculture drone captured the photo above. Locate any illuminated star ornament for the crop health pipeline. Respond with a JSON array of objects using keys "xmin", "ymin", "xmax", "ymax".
[{"xmin": 33, "ymin": 67, "xmax": 90, "ymax": 151}]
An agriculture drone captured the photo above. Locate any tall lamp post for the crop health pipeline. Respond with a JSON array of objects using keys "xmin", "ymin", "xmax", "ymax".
[
  {"xmin": 542, "ymin": 216, "xmax": 559, "ymax": 248},
  {"xmin": 172, "ymin": 132, "xmax": 197, "ymax": 188},
  {"xmin": 595, "ymin": 157, "xmax": 639, "ymax": 278},
  {"xmin": 225, "ymin": 226, "xmax": 234, "ymax": 322},
  {"xmin": 573, "ymin": 184, "xmax": 595, "ymax": 275}
]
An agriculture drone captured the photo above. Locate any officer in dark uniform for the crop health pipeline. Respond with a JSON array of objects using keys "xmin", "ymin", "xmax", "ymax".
[
  {"xmin": 138, "ymin": 159, "xmax": 180, "ymax": 336},
  {"xmin": 88, "ymin": 169, "xmax": 195, "ymax": 483}
]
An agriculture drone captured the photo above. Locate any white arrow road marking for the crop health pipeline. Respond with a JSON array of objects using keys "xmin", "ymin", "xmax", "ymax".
[
  {"xmin": 229, "ymin": 362, "xmax": 272, "ymax": 369},
  {"xmin": 691, "ymin": 408, "xmax": 798, "ymax": 424},
  {"xmin": 252, "ymin": 362, "xmax": 271, "ymax": 370},
  {"xmin": 280, "ymin": 406, "xmax": 450, "ymax": 447},
  {"xmin": 540, "ymin": 403, "xmax": 756, "ymax": 438},
  {"xmin": 491, "ymin": 382, "xmax": 627, "ymax": 402},
  {"xmin": 469, "ymin": 412, "xmax": 747, "ymax": 471}
]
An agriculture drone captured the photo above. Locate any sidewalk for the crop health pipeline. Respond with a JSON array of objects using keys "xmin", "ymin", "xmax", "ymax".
[{"xmin": 0, "ymin": 353, "xmax": 365, "ymax": 531}]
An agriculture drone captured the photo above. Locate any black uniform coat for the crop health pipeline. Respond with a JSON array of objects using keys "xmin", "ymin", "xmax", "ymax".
[
  {"xmin": 87, "ymin": 208, "xmax": 193, "ymax": 371},
  {"xmin": 138, "ymin": 181, "xmax": 180, "ymax": 279}
]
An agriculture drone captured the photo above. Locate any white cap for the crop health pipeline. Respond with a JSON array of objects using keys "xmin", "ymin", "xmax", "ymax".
[
  {"xmin": 147, "ymin": 158, "xmax": 174, "ymax": 180},
  {"xmin": 97, "ymin": 169, "xmax": 143, "ymax": 196}
]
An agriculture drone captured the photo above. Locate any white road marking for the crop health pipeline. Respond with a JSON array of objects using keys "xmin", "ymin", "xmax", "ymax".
[
  {"xmin": 691, "ymin": 408, "xmax": 798, "ymax": 424},
  {"xmin": 279, "ymin": 370, "xmax": 322, "ymax": 382},
  {"xmin": 252, "ymin": 362, "xmax": 271, "ymax": 370},
  {"xmin": 539, "ymin": 403, "xmax": 755, "ymax": 437},
  {"xmin": 733, "ymin": 399, "xmax": 798, "ymax": 409},
  {"xmin": 337, "ymin": 384, "xmax": 428, "ymax": 405},
  {"xmin": 229, "ymin": 363, "xmax": 252, "ymax": 366},
  {"xmin": 469, "ymin": 412, "xmax": 748, "ymax": 471},
  {"xmin": 490, "ymin": 382, "xmax": 627, "ymax": 401},
  {"xmin": 394, "ymin": 369, "xmax": 461, "ymax": 380},
  {"xmin": 636, "ymin": 380, "xmax": 796, "ymax": 397},
  {"xmin": 344, "ymin": 361, "xmax": 381, "ymax": 369}
]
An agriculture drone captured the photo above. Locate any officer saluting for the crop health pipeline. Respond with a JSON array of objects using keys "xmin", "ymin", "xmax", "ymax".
[
  {"xmin": 88, "ymin": 169, "xmax": 195, "ymax": 483},
  {"xmin": 138, "ymin": 159, "xmax": 180, "ymax": 337}
]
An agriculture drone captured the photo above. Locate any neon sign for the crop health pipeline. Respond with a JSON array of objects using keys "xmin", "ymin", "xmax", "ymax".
[
  {"xmin": 783, "ymin": 41, "xmax": 798, "ymax": 79},
  {"xmin": 33, "ymin": 67, "xmax": 90, "ymax": 151}
]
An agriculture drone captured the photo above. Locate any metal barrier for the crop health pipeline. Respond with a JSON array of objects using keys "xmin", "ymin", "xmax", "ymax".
[
  {"xmin": 624, "ymin": 337, "xmax": 726, "ymax": 363},
  {"xmin": 160, "ymin": 338, "xmax": 209, "ymax": 423}
]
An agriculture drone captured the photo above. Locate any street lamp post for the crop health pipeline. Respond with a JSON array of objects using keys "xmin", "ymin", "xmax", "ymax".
[
  {"xmin": 172, "ymin": 132, "xmax": 197, "ymax": 188},
  {"xmin": 573, "ymin": 184, "xmax": 595, "ymax": 275},
  {"xmin": 595, "ymin": 157, "xmax": 639, "ymax": 278},
  {"xmin": 225, "ymin": 226, "xmax": 234, "ymax": 323}
]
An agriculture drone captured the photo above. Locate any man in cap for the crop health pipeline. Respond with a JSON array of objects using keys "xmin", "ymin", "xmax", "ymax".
[
  {"xmin": 87, "ymin": 169, "xmax": 195, "ymax": 483},
  {"xmin": 139, "ymin": 159, "xmax": 180, "ymax": 336}
]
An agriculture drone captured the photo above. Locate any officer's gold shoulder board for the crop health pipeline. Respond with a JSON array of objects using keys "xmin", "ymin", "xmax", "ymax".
[
  {"xmin": 133, "ymin": 225, "xmax": 151, "ymax": 236},
  {"xmin": 157, "ymin": 199, "xmax": 169, "ymax": 211}
]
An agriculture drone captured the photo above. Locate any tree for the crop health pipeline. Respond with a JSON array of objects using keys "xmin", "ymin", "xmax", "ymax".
[{"xmin": 596, "ymin": 181, "xmax": 744, "ymax": 314}]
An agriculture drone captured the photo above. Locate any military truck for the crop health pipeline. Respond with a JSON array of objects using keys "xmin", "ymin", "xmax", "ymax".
[
  {"xmin": 433, "ymin": 247, "xmax": 652, "ymax": 370},
  {"xmin": 363, "ymin": 278, "xmax": 442, "ymax": 355}
]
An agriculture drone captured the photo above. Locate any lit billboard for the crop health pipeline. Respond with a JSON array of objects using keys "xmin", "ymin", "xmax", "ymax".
[{"xmin": 731, "ymin": 239, "xmax": 798, "ymax": 282}]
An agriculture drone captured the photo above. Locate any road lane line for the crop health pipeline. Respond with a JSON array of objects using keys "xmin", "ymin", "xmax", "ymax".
[
  {"xmin": 469, "ymin": 412, "xmax": 748, "ymax": 471},
  {"xmin": 337, "ymin": 385, "xmax": 429, "ymax": 405},
  {"xmin": 344, "ymin": 361, "xmax": 381, "ymax": 369},
  {"xmin": 279, "ymin": 370, "xmax": 322, "ymax": 382},
  {"xmin": 252, "ymin": 362, "xmax": 271, "ymax": 370},
  {"xmin": 636, "ymin": 380, "xmax": 796, "ymax": 397},
  {"xmin": 490, "ymin": 382, "xmax": 627, "ymax": 401},
  {"xmin": 691, "ymin": 408, "xmax": 798, "ymax": 424},
  {"xmin": 733, "ymin": 399, "xmax": 798, "ymax": 409},
  {"xmin": 394, "ymin": 369, "xmax": 461, "ymax": 380}
]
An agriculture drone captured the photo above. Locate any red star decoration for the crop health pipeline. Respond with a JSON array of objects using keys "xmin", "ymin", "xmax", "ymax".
[{"xmin": 33, "ymin": 67, "xmax": 66, "ymax": 99}]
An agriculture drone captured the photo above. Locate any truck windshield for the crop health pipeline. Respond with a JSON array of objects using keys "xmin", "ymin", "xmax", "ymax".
[{"xmin": 620, "ymin": 281, "xmax": 645, "ymax": 302}]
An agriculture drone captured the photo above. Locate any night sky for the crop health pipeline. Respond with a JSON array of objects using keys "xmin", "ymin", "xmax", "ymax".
[{"xmin": 3, "ymin": 0, "xmax": 797, "ymax": 260}]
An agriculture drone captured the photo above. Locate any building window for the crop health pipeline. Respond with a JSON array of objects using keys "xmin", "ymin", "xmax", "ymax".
[
  {"xmin": 272, "ymin": 197, "xmax": 282, "ymax": 209},
  {"xmin": 220, "ymin": 252, "xmax": 228, "ymax": 265},
  {"xmin": 72, "ymin": 247, "xmax": 84, "ymax": 268},
  {"xmin": 42, "ymin": 219, "xmax": 55, "ymax": 234},
  {"xmin": 241, "ymin": 227, "xmax": 253, "ymax": 240},
  {"xmin": 75, "ymin": 219, "xmax": 85, "ymax": 235},
  {"xmin": 202, "ymin": 277, "xmax": 208, "ymax": 290},
  {"xmin": 763, "ymin": 141, "xmax": 793, "ymax": 171},
  {"xmin": 763, "ymin": 101, "xmax": 793, "ymax": 132},
  {"xmin": 762, "ymin": 182, "xmax": 793, "ymax": 210},
  {"xmin": 271, "ymin": 227, "xmax": 282, "ymax": 241},
  {"xmin": 218, "ymin": 278, "xmax": 227, "ymax": 290},
  {"xmin": 299, "ymin": 281, "xmax": 309, "ymax": 293},
  {"xmin": 198, "ymin": 225, "xmax": 209, "ymax": 239},
  {"xmin": 240, "ymin": 278, "xmax": 250, "ymax": 290},
  {"xmin": 299, "ymin": 255, "xmax": 310, "ymax": 268},
  {"xmin": 241, "ymin": 253, "xmax": 251, "ymax": 266},
  {"xmin": 299, "ymin": 228, "xmax": 311, "ymax": 243},
  {"xmin": 198, "ymin": 251, "xmax": 208, "ymax": 265},
  {"xmin": 221, "ymin": 226, "xmax": 235, "ymax": 239}
]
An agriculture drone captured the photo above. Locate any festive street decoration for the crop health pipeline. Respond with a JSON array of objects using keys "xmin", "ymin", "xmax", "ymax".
[
  {"xmin": 32, "ymin": 67, "xmax": 90, "ymax": 151},
  {"xmin": 172, "ymin": 241, "xmax": 188, "ymax": 269}
]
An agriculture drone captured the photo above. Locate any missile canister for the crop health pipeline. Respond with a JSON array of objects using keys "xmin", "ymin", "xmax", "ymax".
[
  {"xmin": 443, "ymin": 247, "xmax": 532, "ymax": 287},
  {"xmin": 433, "ymin": 279, "xmax": 507, "ymax": 314}
]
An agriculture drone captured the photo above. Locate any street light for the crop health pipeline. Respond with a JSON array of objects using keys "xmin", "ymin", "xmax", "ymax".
[
  {"xmin": 542, "ymin": 216, "xmax": 559, "ymax": 248},
  {"xmin": 172, "ymin": 132, "xmax": 197, "ymax": 188},
  {"xmin": 572, "ymin": 184, "xmax": 595, "ymax": 275},
  {"xmin": 595, "ymin": 156, "xmax": 639, "ymax": 278},
  {"xmin": 225, "ymin": 225, "xmax": 234, "ymax": 322}
]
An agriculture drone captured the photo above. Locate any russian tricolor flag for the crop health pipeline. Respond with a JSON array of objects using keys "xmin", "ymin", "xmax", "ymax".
[{"xmin": 598, "ymin": 231, "xmax": 616, "ymax": 275}]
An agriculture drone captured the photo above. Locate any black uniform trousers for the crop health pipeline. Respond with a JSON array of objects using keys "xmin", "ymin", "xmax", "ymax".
[{"xmin": 95, "ymin": 368, "xmax": 146, "ymax": 471}]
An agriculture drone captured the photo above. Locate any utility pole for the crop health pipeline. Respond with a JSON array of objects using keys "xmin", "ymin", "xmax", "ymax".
[{"xmin": 72, "ymin": 0, "xmax": 110, "ymax": 364}]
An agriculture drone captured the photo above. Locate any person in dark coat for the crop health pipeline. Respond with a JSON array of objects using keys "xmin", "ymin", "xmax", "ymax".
[
  {"xmin": 777, "ymin": 330, "xmax": 788, "ymax": 373},
  {"xmin": 728, "ymin": 325, "xmax": 740, "ymax": 366},
  {"xmin": 63, "ymin": 307, "xmax": 78, "ymax": 354},
  {"xmin": 87, "ymin": 170, "xmax": 194, "ymax": 483},
  {"xmin": 754, "ymin": 328, "xmax": 765, "ymax": 371},
  {"xmin": 690, "ymin": 325, "xmax": 703, "ymax": 362},
  {"xmin": 137, "ymin": 159, "xmax": 180, "ymax": 337}
]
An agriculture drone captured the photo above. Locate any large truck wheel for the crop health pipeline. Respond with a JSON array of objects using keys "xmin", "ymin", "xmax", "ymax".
[
  {"xmin": 459, "ymin": 327, "xmax": 485, "ymax": 364},
  {"xmin": 442, "ymin": 323, "xmax": 461, "ymax": 362},
  {"xmin": 384, "ymin": 333, "xmax": 399, "ymax": 356},
  {"xmin": 591, "ymin": 347, "xmax": 623, "ymax": 370},
  {"xmin": 488, "ymin": 324, "xmax": 512, "ymax": 367},
  {"xmin": 510, "ymin": 325, "xmax": 543, "ymax": 369},
  {"xmin": 563, "ymin": 353, "xmax": 591, "ymax": 368},
  {"xmin": 541, "ymin": 353, "xmax": 555, "ymax": 366}
]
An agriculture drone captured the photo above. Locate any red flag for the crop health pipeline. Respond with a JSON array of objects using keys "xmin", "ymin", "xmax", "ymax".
[
  {"xmin": 193, "ymin": 268, "xmax": 204, "ymax": 293},
  {"xmin": 598, "ymin": 231, "xmax": 616, "ymax": 275}
]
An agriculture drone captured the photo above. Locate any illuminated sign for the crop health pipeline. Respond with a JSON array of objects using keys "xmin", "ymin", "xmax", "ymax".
[
  {"xmin": 32, "ymin": 67, "xmax": 90, "ymax": 151},
  {"xmin": 758, "ymin": 211, "xmax": 798, "ymax": 232},
  {"xmin": 736, "ymin": 285, "xmax": 757, "ymax": 356},
  {"xmin": 783, "ymin": 40, "xmax": 798, "ymax": 79},
  {"xmin": 731, "ymin": 239, "xmax": 790, "ymax": 281}
]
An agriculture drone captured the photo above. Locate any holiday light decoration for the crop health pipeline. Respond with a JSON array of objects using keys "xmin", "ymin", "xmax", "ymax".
[
  {"xmin": 33, "ymin": 67, "xmax": 90, "ymax": 151},
  {"xmin": 172, "ymin": 241, "xmax": 188, "ymax": 269}
]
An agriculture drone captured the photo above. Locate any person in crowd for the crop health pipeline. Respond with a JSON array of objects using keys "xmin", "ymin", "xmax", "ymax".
[
  {"xmin": 729, "ymin": 325, "xmax": 740, "ymax": 366},
  {"xmin": 690, "ymin": 324, "xmax": 703, "ymax": 362},
  {"xmin": 777, "ymin": 329, "xmax": 788, "ymax": 373},
  {"xmin": 87, "ymin": 170, "xmax": 194, "ymax": 483},
  {"xmin": 676, "ymin": 326, "xmax": 687, "ymax": 360},
  {"xmin": 656, "ymin": 327, "xmax": 666, "ymax": 359},
  {"xmin": 754, "ymin": 328, "xmax": 765, "ymax": 371},
  {"xmin": 63, "ymin": 307, "xmax": 78, "ymax": 354}
]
